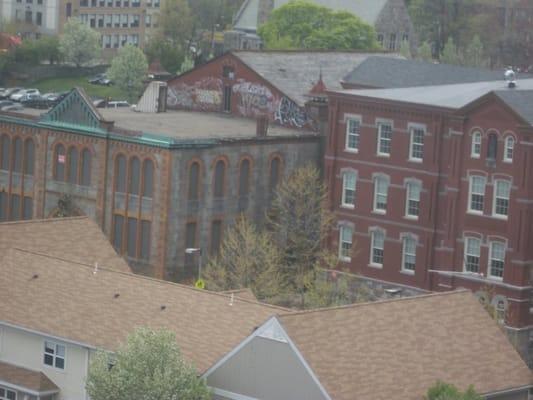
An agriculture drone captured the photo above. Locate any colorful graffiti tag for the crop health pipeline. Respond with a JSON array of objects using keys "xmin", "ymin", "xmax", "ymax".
[
  {"xmin": 232, "ymin": 80, "xmax": 276, "ymax": 117},
  {"xmin": 167, "ymin": 77, "xmax": 223, "ymax": 111},
  {"xmin": 274, "ymin": 97, "xmax": 309, "ymax": 128}
]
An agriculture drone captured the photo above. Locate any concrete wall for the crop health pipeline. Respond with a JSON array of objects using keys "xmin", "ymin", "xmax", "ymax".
[
  {"xmin": 207, "ymin": 336, "xmax": 327, "ymax": 400},
  {"xmin": 0, "ymin": 324, "xmax": 90, "ymax": 400}
]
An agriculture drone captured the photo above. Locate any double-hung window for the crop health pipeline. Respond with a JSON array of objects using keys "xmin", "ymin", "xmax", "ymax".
[
  {"xmin": 471, "ymin": 131, "xmax": 481, "ymax": 158},
  {"xmin": 504, "ymin": 136, "xmax": 514, "ymax": 162},
  {"xmin": 342, "ymin": 172, "xmax": 356, "ymax": 208},
  {"xmin": 377, "ymin": 122, "xmax": 392, "ymax": 156},
  {"xmin": 489, "ymin": 241, "xmax": 505, "ymax": 279},
  {"xmin": 44, "ymin": 341, "xmax": 65, "ymax": 369},
  {"xmin": 0, "ymin": 387, "xmax": 16, "ymax": 400},
  {"xmin": 464, "ymin": 237, "xmax": 481, "ymax": 273},
  {"xmin": 409, "ymin": 125, "xmax": 424, "ymax": 161},
  {"xmin": 373, "ymin": 176, "xmax": 388, "ymax": 213},
  {"xmin": 468, "ymin": 176, "xmax": 486, "ymax": 213},
  {"xmin": 345, "ymin": 118, "xmax": 360, "ymax": 152},
  {"xmin": 339, "ymin": 226, "xmax": 353, "ymax": 261},
  {"xmin": 402, "ymin": 236, "xmax": 416, "ymax": 272},
  {"xmin": 493, "ymin": 180, "xmax": 511, "ymax": 218},
  {"xmin": 370, "ymin": 230, "xmax": 384, "ymax": 266},
  {"xmin": 405, "ymin": 181, "xmax": 421, "ymax": 218}
]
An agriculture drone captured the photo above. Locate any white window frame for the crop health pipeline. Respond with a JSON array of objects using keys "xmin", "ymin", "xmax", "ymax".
[
  {"xmin": 370, "ymin": 230, "xmax": 385, "ymax": 267},
  {"xmin": 463, "ymin": 237, "xmax": 481, "ymax": 273},
  {"xmin": 488, "ymin": 241, "xmax": 505, "ymax": 280},
  {"xmin": 492, "ymin": 179, "xmax": 511, "ymax": 219},
  {"xmin": 401, "ymin": 235, "xmax": 416, "ymax": 273},
  {"xmin": 468, "ymin": 175, "xmax": 486, "ymax": 214},
  {"xmin": 376, "ymin": 121, "xmax": 392, "ymax": 157},
  {"xmin": 338, "ymin": 225, "xmax": 353, "ymax": 262},
  {"xmin": 44, "ymin": 340, "xmax": 66, "ymax": 370},
  {"xmin": 405, "ymin": 181, "xmax": 421, "ymax": 219},
  {"xmin": 373, "ymin": 176, "xmax": 389, "ymax": 214},
  {"xmin": 503, "ymin": 136, "xmax": 514, "ymax": 163},
  {"xmin": 341, "ymin": 171, "xmax": 356, "ymax": 208},
  {"xmin": 0, "ymin": 386, "xmax": 17, "ymax": 400},
  {"xmin": 345, "ymin": 116, "xmax": 361, "ymax": 152},
  {"xmin": 408, "ymin": 124, "xmax": 425, "ymax": 162},
  {"xmin": 471, "ymin": 131, "xmax": 481, "ymax": 158}
]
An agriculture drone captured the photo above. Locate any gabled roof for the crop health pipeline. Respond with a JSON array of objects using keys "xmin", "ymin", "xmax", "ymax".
[
  {"xmin": 0, "ymin": 248, "xmax": 284, "ymax": 373},
  {"xmin": 234, "ymin": 0, "xmax": 389, "ymax": 31},
  {"xmin": 494, "ymin": 90, "xmax": 533, "ymax": 125},
  {"xmin": 0, "ymin": 362, "xmax": 59, "ymax": 396},
  {"xmin": 277, "ymin": 291, "xmax": 532, "ymax": 400},
  {"xmin": 0, "ymin": 217, "xmax": 130, "ymax": 273},
  {"xmin": 233, "ymin": 51, "xmax": 403, "ymax": 106},
  {"xmin": 342, "ymin": 57, "xmax": 516, "ymax": 88}
]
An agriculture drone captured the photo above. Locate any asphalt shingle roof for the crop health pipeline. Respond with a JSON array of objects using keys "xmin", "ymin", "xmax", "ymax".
[
  {"xmin": 494, "ymin": 89, "xmax": 533, "ymax": 125},
  {"xmin": 279, "ymin": 291, "xmax": 533, "ymax": 400},
  {"xmin": 0, "ymin": 362, "xmax": 59, "ymax": 395}
]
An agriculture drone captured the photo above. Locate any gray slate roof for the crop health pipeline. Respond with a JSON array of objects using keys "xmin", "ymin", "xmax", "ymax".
[
  {"xmin": 342, "ymin": 57, "xmax": 514, "ymax": 88},
  {"xmin": 234, "ymin": 0, "xmax": 389, "ymax": 31},
  {"xmin": 234, "ymin": 51, "xmax": 403, "ymax": 106},
  {"xmin": 335, "ymin": 78, "xmax": 533, "ymax": 111},
  {"xmin": 494, "ymin": 90, "xmax": 533, "ymax": 125}
]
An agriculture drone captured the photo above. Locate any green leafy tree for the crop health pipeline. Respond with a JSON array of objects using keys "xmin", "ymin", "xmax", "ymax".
[
  {"xmin": 108, "ymin": 44, "xmax": 148, "ymax": 102},
  {"xmin": 426, "ymin": 381, "xmax": 482, "ymax": 400},
  {"xmin": 258, "ymin": 1, "xmax": 378, "ymax": 50},
  {"xmin": 59, "ymin": 17, "xmax": 100, "ymax": 67},
  {"xmin": 203, "ymin": 217, "xmax": 283, "ymax": 300},
  {"xmin": 35, "ymin": 36, "xmax": 61, "ymax": 64},
  {"xmin": 86, "ymin": 327, "xmax": 211, "ymax": 400},
  {"xmin": 157, "ymin": 0, "xmax": 193, "ymax": 47},
  {"xmin": 145, "ymin": 36, "xmax": 184, "ymax": 75},
  {"xmin": 440, "ymin": 37, "xmax": 462, "ymax": 65},
  {"xmin": 463, "ymin": 35, "xmax": 488, "ymax": 68},
  {"xmin": 417, "ymin": 41, "xmax": 433, "ymax": 61}
]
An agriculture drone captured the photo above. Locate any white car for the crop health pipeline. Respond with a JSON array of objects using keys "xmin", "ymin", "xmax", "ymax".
[{"xmin": 10, "ymin": 89, "xmax": 41, "ymax": 102}]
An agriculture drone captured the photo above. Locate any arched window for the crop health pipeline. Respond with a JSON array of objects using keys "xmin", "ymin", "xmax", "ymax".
[
  {"xmin": 67, "ymin": 147, "xmax": 79, "ymax": 184},
  {"xmin": 129, "ymin": 157, "xmax": 140, "ymax": 195},
  {"xmin": 213, "ymin": 160, "xmax": 225, "ymax": 198},
  {"xmin": 115, "ymin": 154, "xmax": 126, "ymax": 192},
  {"xmin": 487, "ymin": 133, "xmax": 498, "ymax": 160},
  {"xmin": 239, "ymin": 159, "xmax": 250, "ymax": 198},
  {"xmin": 13, "ymin": 138, "xmax": 22, "ymax": 173},
  {"xmin": 81, "ymin": 149, "xmax": 91, "ymax": 186},
  {"xmin": 269, "ymin": 156, "xmax": 281, "ymax": 193},
  {"xmin": 504, "ymin": 136, "xmax": 514, "ymax": 162},
  {"xmin": 24, "ymin": 139, "xmax": 34, "ymax": 176},
  {"xmin": 142, "ymin": 159, "xmax": 153, "ymax": 197},
  {"xmin": 54, "ymin": 144, "xmax": 66, "ymax": 181},
  {"xmin": 188, "ymin": 162, "xmax": 200, "ymax": 201},
  {"xmin": 471, "ymin": 131, "xmax": 481, "ymax": 158},
  {"xmin": 0, "ymin": 135, "xmax": 10, "ymax": 170}
]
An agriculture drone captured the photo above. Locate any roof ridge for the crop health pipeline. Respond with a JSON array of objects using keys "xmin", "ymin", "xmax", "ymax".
[
  {"xmin": 277, "ymin": 289, "xmax": 471, "ymax": 318},
  {"xmin": 0, "ymin": 216, "xmax": 88, "ymax": 226},
  {"xmin": 233, "ymin": 49, "xmax": 394, "ymax": 54},
  {"xmin": 8, "ymin": 248, "xmax": 289, "ymax": 312}
]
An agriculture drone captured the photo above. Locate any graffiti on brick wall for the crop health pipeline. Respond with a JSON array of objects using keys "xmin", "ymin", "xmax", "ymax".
[
  {"xmin": 167, "ymin": 77, "xmax": 223, "ymax": 111},
  {"xmin": 274, "ymin": 97, "xmax": 309, "ymax": 128},
  {"xmin": 232, "ymin": 80, "xmax": 276, "ymax": 117}
]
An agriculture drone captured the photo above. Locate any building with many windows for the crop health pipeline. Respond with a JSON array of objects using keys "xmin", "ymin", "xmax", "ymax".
[
  {"xmin": 0, "ymin": 87, "xmax": 320, "ymax": 280},
  {"xmin": 326, "ymin": 78, "xmax": 533, "ymax": 363}
]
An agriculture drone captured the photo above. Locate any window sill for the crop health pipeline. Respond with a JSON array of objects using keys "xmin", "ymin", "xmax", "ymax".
[
  {"xmin": 368, "ymin": 263, "xmax": 383, "ymax": 269},
  {"xmin": 471, "ymin": 155, "xmax": 480, "ymax": 159},
  {"xmin": 339, "ymin": 256, "xmax": 351, "ymax": 263},
  {"xmin": 344, "ymin": 148, "xmax": 359, "ymax": 154},
  {"xmin": 376, "ymin": 153, "xmax": 390, "ymax": 158},
  {"xmin": 502, "ymin": 159, "xmax": 512, "ymax": 164},
  {"xmin": 372, "ymin": 209, "xmax": 386, "ymax": 215},
  {"xmin": 340, "ymin": 204, "xmax": 355, "ymax": 210},
  {"xmin": 466, "ymin": 210, "xmax": 484, "ymax": 216},
  {"xmin": 487, "ymin": 275, "xmax": 503, "ymax": 282},
  {"xmin": 400, "ymin": 269, "xmax": 415, "ymax": 276},
  {"xmin": 408, "ymin": 158, "xmax": 423, "ymax": 163},
  {"xmin": 491, "ymin": 214, "xmax": 508, "ymax": 221},
  {"xmin": 403, "ymin": 215, "xmax": 419, "ymax": 221}
]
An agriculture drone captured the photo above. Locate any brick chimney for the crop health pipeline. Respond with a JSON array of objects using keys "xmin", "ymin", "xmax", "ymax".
[{"xmin": 256, "ymin": 115, "xmax": 269, "ymax": 137}]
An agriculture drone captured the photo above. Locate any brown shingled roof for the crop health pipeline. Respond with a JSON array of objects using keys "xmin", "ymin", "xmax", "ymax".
[
  {"xmin": 0, "ymin": 217, "xmax": 130, "ymax": 273},
  {"xmin": 0, "ymin": 248, "xmax": 282, "ymax": 373},
  {"xmin": 0, "ymin": 362, "xmax": 59, "ymax": 395},
  {"xmin": 278, "ymin": 291, "xmax": 533, "ymax": 400},
  {"xmin": 221, "ymin": 288, "xmax": 259, "ymax": 303}
]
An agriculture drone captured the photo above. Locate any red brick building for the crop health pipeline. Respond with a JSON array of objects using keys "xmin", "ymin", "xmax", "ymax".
[{"xmin": 326, "ymin": 78, "xmax": 533, "ymax": 363}]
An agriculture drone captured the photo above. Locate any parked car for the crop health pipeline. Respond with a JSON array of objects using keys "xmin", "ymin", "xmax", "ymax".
[
  {"xmin": 0, "ymin": 87, "xmax": 22, "ymax": 99},
  {"xmin": 88, "ymin": 74, "xmax": 112, "ymax": 86},
  {"xmin": 11, "ymin": 88, "xmax": 41, "ymax": 102},
  {"xmin": 0, "ymin": 104, "xmax": 24, "ymax": 112},
  {"xmin": 0, "ymin": 100, "xmax": 14, "ymax": 109},
  {"xmin": 20, "ymin": 94, "xmax": 50, "ymax": 109},
  {"xmin": 106, "ymin": 100, "xmax": 129, "ymax": 108},
  {"xmin": 48, "ymin": 91, "xmax": 69, "ymax": 107}
]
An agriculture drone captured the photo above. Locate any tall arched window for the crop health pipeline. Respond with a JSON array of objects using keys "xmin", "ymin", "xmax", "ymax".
[
  {"xmin": 129, "ymin": 157, "xmax": 140, "ymax": 195},
  {"xmin": 115, "ymin": 154, "xmax": 126, "ymax": 192},
  {"xmin": 487, "ymin": 133, "xmax": 498, "ymax": 160},
  {"xmin": 188, "ymin": 161, "xmax": 200, "ymax": 201},
  {"xmin": 67, "ymin": 147, "xmax": 79, "ymax": 184},
  {"xmin": 81, "ymin": 149, "xmax": 91, "ymax": 186},
  {"xmin": 13, "ymin": 138, "xmax": 22, "ymax": 173},
  {"xmin": 0, "ymin": 135, "xmax": 10, "ymax": 171},
  {"xmin": 54, "ymin": 144, "xmax": 66, "ymax": 181},
  {"xmin": 213, "ymin": 160, "xmax": 225, "ymax": 198},
  {"xmin": 24, "ymin": 139, "xmax": 34, "ymax": 176},
  {"xmin": 142, "ymin": 159, "xmax": 154, "ymax": 197},
  {"xmin": 471, "ymin": 131, "xmax": 481, "ymax": 158},
  {"xmin": 239, "ymin": 159, "xmax": 250, "ymax": 198},
  {"xmin": 504, "ymin": 136, "xmax": 514, "ymax": 162},
  {"xmin": 269, "ymin": 156, "xmax": 281, "ymax": 193}
]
